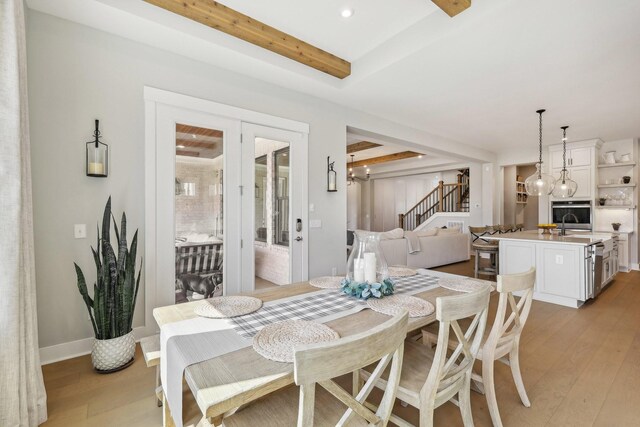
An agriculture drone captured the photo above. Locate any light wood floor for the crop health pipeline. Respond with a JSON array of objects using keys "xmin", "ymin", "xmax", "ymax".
[{"xmin": 41, "ymin": 260, "xmax": 640, "ymax": 427}]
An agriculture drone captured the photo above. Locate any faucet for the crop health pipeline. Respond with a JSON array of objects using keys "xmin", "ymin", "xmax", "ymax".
[{"xmin": 560, "ymin": 213, "xmax": 579, "ymax": 236}]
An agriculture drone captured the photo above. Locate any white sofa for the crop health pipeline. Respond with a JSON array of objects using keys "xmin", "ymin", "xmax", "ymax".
[{"xmin": 378, "ymin": 229, "xmax": 470, "ymax": 269}]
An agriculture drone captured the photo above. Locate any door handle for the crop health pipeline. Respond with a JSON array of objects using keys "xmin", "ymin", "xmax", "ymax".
[{"xmin": 294, "ymin": 236, "xmax": 303, "ymax": 242}]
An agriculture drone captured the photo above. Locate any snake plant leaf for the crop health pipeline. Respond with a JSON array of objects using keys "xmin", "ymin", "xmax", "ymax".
[
  {"xmin": 74, "ymin": 263, "xmax": 98, "ymax": 337},
  {"xmin": 101, "ymin": 197, "xmax": 111, "ymax": 246}
]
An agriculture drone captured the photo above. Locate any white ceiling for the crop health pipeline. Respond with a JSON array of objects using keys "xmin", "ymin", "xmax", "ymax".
[
  {"xmin": 27, "ymin": 0, "xmax": 640, "ymax": 153},
  {"xmin": 217, "ymin": 0, "xmax": 438, "ymax": 62}
]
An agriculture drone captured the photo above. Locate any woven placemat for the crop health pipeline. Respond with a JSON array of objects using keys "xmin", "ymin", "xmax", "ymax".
[
  {"xmin": 438, "ymin": 277, "xmax": 491, "ymax": 293},
  {"xmin": 194, "ymin": 296, "xmax": 263, "ymax": 319},
  {"xmin": 388, "ymin": 266, "xmax": 418, "ymax": 277},
  {"xmin": 309, "ymin": 276, "xmax": 344, "ymax": 289},
  {"xmin": 252, "ymin": 320, "xmax": 340, "ymax": 363},
  {"xmin": 367, "ymin": 295, "xmax": 434, "ymax": 318}
]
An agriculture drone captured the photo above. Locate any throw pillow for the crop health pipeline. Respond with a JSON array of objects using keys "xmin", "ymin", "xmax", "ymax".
[
  {"xmin": 437, "ymin": 226, "xmax": 461, "ymax": 235},
  {"xmin": 416, "ymin": 228, "xmax": 438, "ymax": 237},
  {"xmin": 381, "ymin": 228, "xmax": 404, "ymax": 240}
]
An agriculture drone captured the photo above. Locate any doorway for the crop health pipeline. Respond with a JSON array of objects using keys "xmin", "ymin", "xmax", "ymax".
[{"xmin": 144, "ymin": 88, "xmax": 309, "ymax": 322}]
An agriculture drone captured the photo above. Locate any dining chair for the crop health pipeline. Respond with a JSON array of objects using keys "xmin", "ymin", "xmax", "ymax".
[
  {"xmin": 358, "ymin": 289, "xmax": 490, "ymax": 427},
  {"xmin": 422, "ymin": 268, "xmax": 536, "ymax": 427},
  {"xmin": 222, "ymin": 311, "xmax": 409, "ymax": 427},
  {"xmin": 473, "ymin": 267, "xmax": 535, "ymax": 427}
]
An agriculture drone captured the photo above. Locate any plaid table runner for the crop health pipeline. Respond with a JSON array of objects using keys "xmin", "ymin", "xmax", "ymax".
[{"xmin": 229, "ymin": 273, "xmax": 441, "ymax": 338}]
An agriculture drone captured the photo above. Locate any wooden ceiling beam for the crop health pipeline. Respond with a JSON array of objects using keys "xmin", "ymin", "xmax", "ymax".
[
  {"xmin": 431, "ymin": 0, "xmax": 471, "ymax": 17},
  {"xmin": 176, "ymin": 150, "xmax": 200, "ymax": 157},
  {"xmin": 176, "ymin": 139, "xmax": 220, "ymax": 149},
  {"xmin": 144, "ymin": 0, "xmax": 351, "ymax": 79},
  {"xmin": 346, "ymin": 141, "xmax": 382, "ymax": 154},
  {"xmin": 349, "ymin": 151, "xmax": 422, "ymax": 168},
  {"xmin": 176, "ymin": 124, "xmax": 223, "ymax": 138}
]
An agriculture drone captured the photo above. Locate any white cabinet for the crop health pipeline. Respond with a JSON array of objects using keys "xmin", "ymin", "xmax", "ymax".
[
  {"xmin": 549, "ymin": 141, "xmax": 601, "ymax": 201},
  {"xmin": 551, "ymin": 147, "xmax": 592, "ymax": 169},
  {"xmin": 537, "ymin": 244, "xmax": 583, "ymax": 300},
  {"xmin": 618, "ymin": 234, "xmax": 629, "ymax": 271}
]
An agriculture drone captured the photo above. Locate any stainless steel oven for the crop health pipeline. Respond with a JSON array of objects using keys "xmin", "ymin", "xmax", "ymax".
[{"xmin": 551, "ymin": 200, "xmax": 592, "ymax": 230}]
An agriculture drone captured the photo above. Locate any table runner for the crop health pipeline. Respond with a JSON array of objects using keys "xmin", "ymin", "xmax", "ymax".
[{"xmin": 162, "ymin": 273, "xmax": 440, "ymax": 426}]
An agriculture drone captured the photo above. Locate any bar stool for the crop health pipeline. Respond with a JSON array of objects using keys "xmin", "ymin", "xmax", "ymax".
[{"xmin": 469, "ymin": 226, "xmax": 499, "ymax": 278}]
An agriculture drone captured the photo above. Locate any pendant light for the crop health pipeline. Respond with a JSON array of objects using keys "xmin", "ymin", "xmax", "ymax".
[
  {"xmin": 552, "ymin": 126, "xmax": 578, "ymax": 198},
  {"xmin": 525, "ymin": 109, "xmax": 556, "ymax": 196}
]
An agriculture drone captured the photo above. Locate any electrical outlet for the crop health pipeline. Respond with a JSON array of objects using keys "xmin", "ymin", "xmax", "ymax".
[
  {"xmin": 331, "ymin": 267, "xmax": 337, "ymax": 276},
  {"xmin": 74, "ymin": 224, "xmax": 87, "ymax": 239},
  {"xmin": 555, "ymin": 255, "xmax": 563, "ymax": 264}
]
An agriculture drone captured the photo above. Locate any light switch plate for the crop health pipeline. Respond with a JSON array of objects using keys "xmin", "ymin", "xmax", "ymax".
[{"xmin": 74, "ymin": 224, "xmax": 87, "ymax": 239}]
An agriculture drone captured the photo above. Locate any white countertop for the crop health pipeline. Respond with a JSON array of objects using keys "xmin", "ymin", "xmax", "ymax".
[{"xmin": 484, "ymin": 230, "xmax": 615, "ymax": 246}]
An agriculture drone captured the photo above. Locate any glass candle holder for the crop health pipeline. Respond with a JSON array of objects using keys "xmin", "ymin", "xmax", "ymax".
[{"xmin": 346, "ymin": 231, "xmax": 389, "ymax": 284}]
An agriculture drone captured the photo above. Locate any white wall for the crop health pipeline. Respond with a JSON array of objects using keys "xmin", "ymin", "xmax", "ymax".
[
  {"xmin": 346, "ymin": 182, "xmax": 361, "ymax": 230},
  {"xmin": 27, "ymin": 10, "xmax": 492, "ymax": 353},
  {"xmin": 371, "ymin": 170, "xmax": 460, "ymax": 231}
]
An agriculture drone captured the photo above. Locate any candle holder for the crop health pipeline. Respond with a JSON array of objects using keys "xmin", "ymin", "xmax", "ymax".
[
  {"xmin": 327, "ymin": 156, "xmax": 337, "ymax": 192},
  {"xmin": 86, "ymin": 119, "xmax": 108, "ymax": 178},
  {"xmin": 346, "ymin": 231, "xmax": 389, "ymax": 284}
]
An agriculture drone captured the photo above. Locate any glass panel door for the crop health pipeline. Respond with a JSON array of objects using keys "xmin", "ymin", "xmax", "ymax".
[
  {"xmin": 174, "ymin": 123, "xmax": 225, "ymax": 304},
  {"xmin": 241, "ymin": 123, "xmax": 307, "ymax": 293}
]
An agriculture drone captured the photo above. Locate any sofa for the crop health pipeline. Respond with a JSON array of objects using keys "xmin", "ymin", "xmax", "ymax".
[{"xmin": 377, "ymin": 228, "xmax": 470, "ymax": 269}]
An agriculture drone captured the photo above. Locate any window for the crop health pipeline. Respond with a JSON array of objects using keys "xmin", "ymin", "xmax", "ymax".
[{"xmin": 273, "ymin": 147, "xmax": 289, "ymax": 246}]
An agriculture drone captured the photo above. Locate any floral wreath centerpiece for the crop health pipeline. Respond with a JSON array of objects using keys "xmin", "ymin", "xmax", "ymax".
[{"xmin": 342, "ymin": 231, "xmax": 395, "ymax": 300}]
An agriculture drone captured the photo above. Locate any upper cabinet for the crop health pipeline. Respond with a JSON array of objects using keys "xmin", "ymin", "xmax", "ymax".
[
  {"xmin": 548, "ymin": 139, "xmax": 602, "ymax": 201},
  {"xmin": 550, "ymin": 147, "xmax": 592, "ymax": 169}
]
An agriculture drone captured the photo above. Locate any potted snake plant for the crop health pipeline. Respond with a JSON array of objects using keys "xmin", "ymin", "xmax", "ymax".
[{"xmin": 74, "ymin": 197, "xmax": 142, "ymax": 373}]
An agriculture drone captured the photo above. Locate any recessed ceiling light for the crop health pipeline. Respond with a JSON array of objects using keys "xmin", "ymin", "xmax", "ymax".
[
  {"xmin": 363, "ymin": 164, "xmax": 367, "ymax": 168},
  {"xmin": 192, "ymin": 134, "xmax": 197, "ymax": 139},
  {"xmin": 341, "ymin": 8, "xmax": 354, "ymax": 18},
  {"xmin": 418, "ymin": 155, "xmax": 423, "ymax": 159},
  {"xmin": 176, "ymin": 145, "xmax": 185, "ymax": 149}
]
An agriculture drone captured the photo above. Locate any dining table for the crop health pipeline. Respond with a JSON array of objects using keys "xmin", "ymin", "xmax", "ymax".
[{"xmin": 153, "ymin": 270, "xmax": 489, "ymax": 427}]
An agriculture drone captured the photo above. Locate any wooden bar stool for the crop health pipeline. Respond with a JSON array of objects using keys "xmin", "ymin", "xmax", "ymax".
[{"xmin": 469, "ymin": 226, "xmax": 499, "ymax": 278}]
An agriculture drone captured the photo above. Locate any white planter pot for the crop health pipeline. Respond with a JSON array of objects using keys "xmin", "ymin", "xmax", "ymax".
[{"xmin": 91, "ymin": 331, "xmax": 136, "ymax": 372}]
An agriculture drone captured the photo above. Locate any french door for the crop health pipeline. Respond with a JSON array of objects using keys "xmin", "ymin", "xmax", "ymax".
[
  {"xmin": 240, "ymin": 124, "xmax": 308, "ymax": 293},
  {"xmin": 148, "ymin": 96, "xmax": 308, "ymax": 313}
]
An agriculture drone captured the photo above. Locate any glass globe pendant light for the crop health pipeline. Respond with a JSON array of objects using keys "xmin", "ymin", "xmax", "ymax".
[
  {"xmin": 552, "ymin": 126, "xmax": 578, "ymax": 198},
  {"xmin": 525, "ymin": 109, "xmax": 556, "ymax": 196}
]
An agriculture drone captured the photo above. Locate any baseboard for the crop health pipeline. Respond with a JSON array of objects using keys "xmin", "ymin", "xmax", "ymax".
[{"xmin": 39, "ymin": 326, "xmax": 155, "ymax": 365}]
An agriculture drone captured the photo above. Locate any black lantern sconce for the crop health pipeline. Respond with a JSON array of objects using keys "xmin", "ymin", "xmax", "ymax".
[
  {"xmin": 327, "ymin": 156, "xmax": 337, "ymax": 192},
  {"xmin": 86, "ymin": 119, "xmax": 108, "ymax": 177}
]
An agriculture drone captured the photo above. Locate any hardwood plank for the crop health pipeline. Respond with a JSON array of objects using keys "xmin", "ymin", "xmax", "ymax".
[
  {"xmin": 346, "ymin": 141, "xmax": 382, "ymax": 154},
  {"xmin": 432, "ymin": 0, "xmax": 472, "ymax": 17},
  {"xmin": 349, "ymin": 151, "xmax": 422, "ymax": 168},
  {"xmin": 144, "ymin": 0, "xmax": 351, "ymax": 79}
]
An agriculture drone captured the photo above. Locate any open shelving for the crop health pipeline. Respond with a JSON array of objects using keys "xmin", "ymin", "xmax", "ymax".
[{"xmin": 597, "ymin": 162, "xmax": 636, "ymax": 169}]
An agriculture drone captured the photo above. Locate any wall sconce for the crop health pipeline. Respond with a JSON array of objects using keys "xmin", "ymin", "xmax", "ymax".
[
  {"xmin": 327, "ymin": 156, "xmax": 337, "ymax": 192},
  {"xmin": 86, "ymin": 119, "xmax": 108, "ymax": 177}
]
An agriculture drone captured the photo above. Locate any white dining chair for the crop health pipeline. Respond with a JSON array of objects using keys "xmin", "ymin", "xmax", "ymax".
[
  {"xmin": 222, "ymin": 311, "xmax": 409, "ymax": 427},
  {"xmin": 473, "ymin": 267, "xmax": 535, "ymax": 427},
  {"xmin": 422, "ymin": 268, "xmax": 536, "ymax": 427},
  {"xmin": 358, "ymin": 289, "xmax": 490, "ymax": 427}
]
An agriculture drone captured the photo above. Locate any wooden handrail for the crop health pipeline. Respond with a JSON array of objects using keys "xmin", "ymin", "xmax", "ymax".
[{"xmin": 399, "ymin": 169, "xmax": 470, "ymax": 230}]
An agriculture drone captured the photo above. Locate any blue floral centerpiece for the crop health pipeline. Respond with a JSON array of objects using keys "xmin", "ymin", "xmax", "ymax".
[{"xmin": 341, "ymin": 277, "xmax": 395, "ymax": 300}]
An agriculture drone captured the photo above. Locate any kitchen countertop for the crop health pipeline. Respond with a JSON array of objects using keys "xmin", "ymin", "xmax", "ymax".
[{"xmin": 483, "ymin": 230, "xmax": 615, "ymax": 246}]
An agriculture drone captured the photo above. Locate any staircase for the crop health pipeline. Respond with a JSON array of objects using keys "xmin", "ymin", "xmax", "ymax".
[{"xmin": 398, "ymin": 169, "xmax": 470, "ymax": 231}]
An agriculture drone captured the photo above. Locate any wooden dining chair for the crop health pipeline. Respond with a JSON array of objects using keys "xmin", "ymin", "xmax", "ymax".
[
  {"xmin": 358, "ymin": 289, "xmax": 490, "ymax": 427},
  {"xmin": 422, "ymin": 268, "xmax": 536, "ymax": 427},
  {"xmin": 222, "ymin": 311, "xmax": 409, "ymax": 427},
  {"xmin": 473, "ymin": 267, "xmax": 536, "ymax": 427}
]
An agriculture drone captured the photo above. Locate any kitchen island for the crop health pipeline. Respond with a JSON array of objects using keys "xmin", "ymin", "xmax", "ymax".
[{"xmin": 485, "ymin": 230, "xmax": 617, "ymax": 308}]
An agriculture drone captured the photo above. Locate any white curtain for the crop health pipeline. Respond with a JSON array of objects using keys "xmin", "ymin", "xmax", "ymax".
[{"xmin": 0, "ymin": 0, "xmax": 48, "ymax": 425}]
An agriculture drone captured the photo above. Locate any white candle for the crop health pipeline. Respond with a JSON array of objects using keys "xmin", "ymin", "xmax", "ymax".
[
  {"xmin": 364, "ymin": 252, "xmax": 377, "ymax": 283},
  {"xmin": 88, "ymin": 162, "xmax": 104, "ymax": 175},
  {"xmin": 328, "ymin": 173, "xmax": 336, "ymax": 191},
  {"xmin": 353, "ymin": 259, "xmax": 365, "ymax": 283}
]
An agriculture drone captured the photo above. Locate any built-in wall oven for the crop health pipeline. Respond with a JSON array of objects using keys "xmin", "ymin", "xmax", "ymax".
[{"xmin": 551, "ymin": 200, "xmax": 592, "ymax": 230}]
